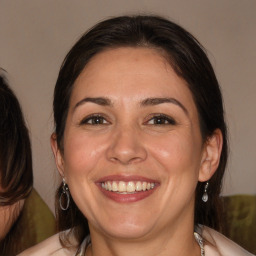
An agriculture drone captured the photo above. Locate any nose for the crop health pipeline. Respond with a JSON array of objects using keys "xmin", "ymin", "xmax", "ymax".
[{"xmin": 106, "ymin": 125, "xmax": 147, "ymax": 165}]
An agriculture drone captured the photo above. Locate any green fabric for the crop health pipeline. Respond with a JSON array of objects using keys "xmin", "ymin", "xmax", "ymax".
[
  {"xmin": 222, "ymin": 194, "xmax": 256, "ymax": 254},
  {"xmin": 18, "ymin": 189, "xmax": 56, "ymax": 251}
]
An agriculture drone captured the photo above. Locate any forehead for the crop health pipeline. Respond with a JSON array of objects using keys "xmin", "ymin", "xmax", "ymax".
[
  {"xmin": 71, "ymin": 47, "xmax": 196, "ymax": 110},
  {"xmin": 75, "ymin": 47, "xmax": 170, "ymax": 86}
]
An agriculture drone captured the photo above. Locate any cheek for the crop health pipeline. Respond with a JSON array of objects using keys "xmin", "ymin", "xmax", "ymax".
[
  {"xmin": 149, "ymin": 132, "xmax": 202, "ymax": 173},
  {"xmin": 63, "ymin": 131, "xmax": 107, "ymax": 179},
  {"xmin": 148, "ymin": 131, "xmax": 202, "ymax": 206}
]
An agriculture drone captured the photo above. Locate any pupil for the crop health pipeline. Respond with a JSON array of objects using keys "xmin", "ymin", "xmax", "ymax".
[
  {"xmin": 93, "ymin": 117, "xmax": 101, "ymax": 124},
  {"xmin": 155, "ymin": 118, "xmax": 163, "ymax": 124}
]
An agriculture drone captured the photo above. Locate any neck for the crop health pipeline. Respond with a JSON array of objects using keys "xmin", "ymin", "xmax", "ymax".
[{"xmin": 87, "ymin": 220, "xmax": 200, "ymax": 256}]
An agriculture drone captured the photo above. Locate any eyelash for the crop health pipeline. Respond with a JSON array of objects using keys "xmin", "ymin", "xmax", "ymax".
[
  {"xmin": 146, "ymin": 114, "xmax": 176, "ymax": 126},
  {"xmin": 79, "ymin": 114, "xmax": 109, "ymax": 125},
  {"xmin": 79, "ymin": 114, "xmax": 176, "ymax": 126}
]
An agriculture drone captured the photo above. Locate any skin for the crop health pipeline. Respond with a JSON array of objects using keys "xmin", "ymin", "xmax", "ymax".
[{"xmin": 52, "ymin": 47, "xmax": 223, "ymax": 256}]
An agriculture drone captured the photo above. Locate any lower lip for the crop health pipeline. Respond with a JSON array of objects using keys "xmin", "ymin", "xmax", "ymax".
[{"xmin": 97, "ymin": 185, "xmax": 157, "ymax": 203}]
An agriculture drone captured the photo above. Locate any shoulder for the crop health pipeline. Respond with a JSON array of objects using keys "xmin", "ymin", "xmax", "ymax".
[
  {"xmin": 18, "ymin": 232, "xmax": 77, "ymax": 256},
  {"xmin": 201, "ymin": 226, "xmax": 255, "ymax": 256}
]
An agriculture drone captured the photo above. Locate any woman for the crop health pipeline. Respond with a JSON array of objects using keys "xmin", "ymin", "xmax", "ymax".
[
  {"xmin": 20, "ymin": 15, "xmax": 254, "ymax": 255},
  {"xmin": 0, "ymin": 71, "xmax": 33, "ymax": 255}
]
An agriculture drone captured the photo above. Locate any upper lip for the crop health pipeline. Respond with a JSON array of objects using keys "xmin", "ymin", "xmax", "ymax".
[{"xmin": 95, "ymin": 175, "xmax": 159, "ymax": 184}]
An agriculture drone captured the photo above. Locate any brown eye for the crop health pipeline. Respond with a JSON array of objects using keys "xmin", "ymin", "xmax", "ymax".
[
  {"xmin": 80, "ymin": 115, "xmax": 108, "ymax": 125},
  {"xmin": 147, "ymin": 115, "xmax": 176, "ymax": 125}
]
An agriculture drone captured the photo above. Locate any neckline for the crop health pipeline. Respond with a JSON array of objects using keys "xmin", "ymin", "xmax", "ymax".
[
  {"xmin": 76, "ymin": 232, "xmax": 205, "ymax": 256},
  {"xmin": 194, "ymin": 231, "xmax": 205, "ymax": 256}
]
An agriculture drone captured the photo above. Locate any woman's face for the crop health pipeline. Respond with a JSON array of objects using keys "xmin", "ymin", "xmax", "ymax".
[{"xmin": 54, "ymin": 47, "xmax": 212, "ymax": 240}]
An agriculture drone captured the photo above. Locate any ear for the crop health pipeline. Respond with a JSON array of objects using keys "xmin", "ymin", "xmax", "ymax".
[
  {"xmin": 50, "ymin": 133, "xmax": 65, "ymax": 177},
  {"xmin": 198, "ymin": 129, "xmax": 223, "ymax": 182}
]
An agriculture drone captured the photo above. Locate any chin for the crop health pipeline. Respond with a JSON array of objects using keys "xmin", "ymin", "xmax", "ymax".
[
  {"xmin": 94, "ymin": 215, "xmax": 155, "ymax": 240},
  {"xmin": 106, "ymin": 226, "xmax": 152, "ymax": 240}
]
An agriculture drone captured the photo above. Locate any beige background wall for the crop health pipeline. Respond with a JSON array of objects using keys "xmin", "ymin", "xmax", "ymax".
[{"xmin": 1, "ymin": 0, "xmax": 255, "ymax": 212}]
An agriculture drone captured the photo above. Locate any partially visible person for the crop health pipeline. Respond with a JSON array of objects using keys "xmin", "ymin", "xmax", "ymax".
[{"xmin": 0, "ymin": 70, "xmax": 33, "ymax": 255}]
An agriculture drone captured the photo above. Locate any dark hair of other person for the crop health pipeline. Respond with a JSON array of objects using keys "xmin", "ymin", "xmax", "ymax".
[
  {"xmin": 53, "ymin": 15, "xmax": 228, "ymax": 247},
  {"xmin": 0, "ymin": 72, "xmax": 33, "ymax": 255}
]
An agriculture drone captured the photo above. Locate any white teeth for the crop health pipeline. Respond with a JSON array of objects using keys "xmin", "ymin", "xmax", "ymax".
[
  {"xmin": 112, "ymin": 181, "xmax": 118, "ymax": 191},
  {"xmin": 107, "ymin": 181, "xmax": 112, "ymax": 191},
  {"xmin": 142, "ymin": 182, "xmax": 147, "ymax": 191},
  {"xmin": 135, "ymin": 181, "xmax": 142, "ymax": 191},
  {"xmin": 118, "ymin": 181, "xmax": 126, "ymax": 192},
  {"xmin": 101, "ymin": 181, "xmax": 156, "ymax": 193},
  {"xmin": 127, "ymin": 181, "xmax": 135, "ymax": 192}
]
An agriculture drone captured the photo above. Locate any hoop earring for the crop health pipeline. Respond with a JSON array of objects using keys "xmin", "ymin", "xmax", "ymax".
[
  {"xmin": 202, "ymin": 182, "xmax": 209, "ymax": 202},
  {"xmin": 59, "ymin": 178, "xmax": 70, "ymax": 210}
]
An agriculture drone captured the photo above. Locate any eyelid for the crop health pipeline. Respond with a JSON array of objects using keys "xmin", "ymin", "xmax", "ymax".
[
  {"xmin": 144, "ymin": 113, "xmax": 177, "ymax": 125},
  {"xmin": 79, "ymin": 113, "xmax": 110, "ymax": 125}
]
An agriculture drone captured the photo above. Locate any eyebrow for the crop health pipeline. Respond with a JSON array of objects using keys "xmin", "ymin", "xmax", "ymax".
[
  {"xmin": 74, "ymin": 97, "xmax": 113, "ymax": 110},
  {"xmin": 141, "ymin": 97, "xmax": 188, "ymax": 116},
  {"xmin": 73, "ymin": 96, "xmax": 188, "ymax": 116}
]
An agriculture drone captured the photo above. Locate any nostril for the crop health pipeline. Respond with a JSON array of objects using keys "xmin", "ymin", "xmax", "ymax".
[
  {"xmin": 109, "ymin": 155, "xmax": 146, "ymax": 165},
  {"xmin": 106, "ymin": 140, "xmax": 147, "ymax": 164}
]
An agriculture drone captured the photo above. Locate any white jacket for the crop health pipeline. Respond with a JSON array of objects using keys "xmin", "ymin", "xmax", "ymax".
[{"xmin": 18, "ymin": 226, "xmax": 255, "ymax": 256}]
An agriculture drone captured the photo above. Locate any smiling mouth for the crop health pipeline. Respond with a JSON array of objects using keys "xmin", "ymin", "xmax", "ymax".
[{"xmin": 101, "ymin": 181, "xmax": 156, "ymax": 194}]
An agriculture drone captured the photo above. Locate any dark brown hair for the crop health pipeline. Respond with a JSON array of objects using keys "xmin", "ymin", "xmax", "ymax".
[
  {"xmin": 53, "ymin": 15, "xmax": 228, "ymax": 246},
  {"xmin": 0, "ymin": 72, "xmax": 33, "ymax": 255}
]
